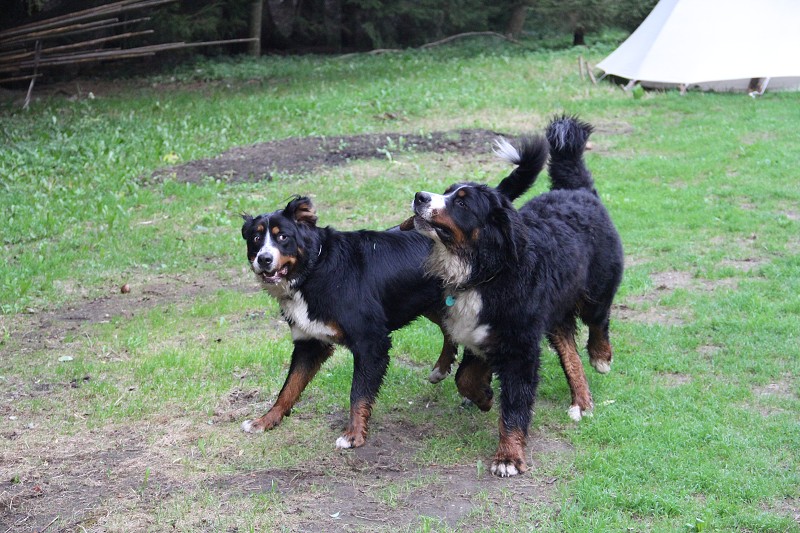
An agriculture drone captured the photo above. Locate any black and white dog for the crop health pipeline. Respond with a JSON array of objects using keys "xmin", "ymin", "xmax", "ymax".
[
  {"xmin": 407, "ymin": 116, "xmax": 624, "ymax": 476},
  {"xmin": 239, "ymin": 138, "xmax": 547, "ymax": 449}
]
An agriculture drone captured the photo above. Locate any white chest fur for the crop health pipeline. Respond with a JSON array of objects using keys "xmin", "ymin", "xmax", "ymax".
[
  {"xmin": 275, "ymin": 288, "xmax": 336, "ymax": 342},
  {"xmin": 425, "ymin": 242, "xmax": 471, "ymax": 286},
  {"xmin": 444, "ymin": 289, "xmax": 490, "ymax": 353}
]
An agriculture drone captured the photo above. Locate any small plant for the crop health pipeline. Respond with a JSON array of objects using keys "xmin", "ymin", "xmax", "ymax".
[
  {"xmin": 686, "ymin": 517, "xmax": 707, "ymax": 532},
  {"xmin": 138, "ymin": 467, "xmax": 151, "ymax": 495},
  {"xmin": 476, "ymin": 459, "xmax": 486, "ymax": 478}
]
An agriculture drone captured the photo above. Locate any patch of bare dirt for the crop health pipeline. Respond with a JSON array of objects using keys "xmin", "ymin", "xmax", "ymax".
[
  {"xmin": 753, "ymin": 380, "xmax": 797, "ymax": 401},
  {"xmin": 0, "ymin": 411, "xmax": 568, "ymax": 532},
  {"xmin": 150, "ymin": 129, "xmax": 506, "ymax": 184},
  {"xmin": 0, "ymin": 419, "xmax": 203, "ymax": 532},
  {"xmin": 763, "ymin": 497, "xmax": 800, "ymax": 526},
  {"xmin": 210, "ymin": 427, "xmax": 567, "ymax": 532},
  {"xmin": 749, "ymin": 378, "xmax": 798, "ymax": 417},
  {"xmin": 657, "ymin": 372, "xmax": 692, "ymax": 387}
]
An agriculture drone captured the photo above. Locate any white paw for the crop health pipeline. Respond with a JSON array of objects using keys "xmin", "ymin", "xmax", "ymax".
[
  {"xmin": 241, "ymin": 419, "xmax": 262, "ymax": 433},
  {"xmin": 428, "ymin": 366, "xmax": 449, "ymax": 383},
  {"xmin": 335, "ymin": 436, "xmax": 353, "ymax": 449},
  {"xmin": 591, "ymin": 359, "xmax": 611, "ymax": 374},
  {"xmin": 490, "ymin": 462, "xmax": 520, "ymax": 477},
  {"xmin": 568, "ymin": 405, "xmax": 583, "ymax": 422}
]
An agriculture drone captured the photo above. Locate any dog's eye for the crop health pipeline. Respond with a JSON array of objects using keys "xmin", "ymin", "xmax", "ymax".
[
  {"xmin": 456, "ymin": 199, "xmax": 467, "ymax": 208},
  {"xmin": 277, "ymin": 234, "xmax": 288, "ymax": 242},
  {"xmin": 253, "ymin": 235, "xmax": 261, "ymax": 243}
]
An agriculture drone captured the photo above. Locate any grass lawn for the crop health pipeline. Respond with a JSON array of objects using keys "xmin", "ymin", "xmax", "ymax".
[{"xmin": 1, "ymin": 37, "xmax": 799, "ymax": 531}]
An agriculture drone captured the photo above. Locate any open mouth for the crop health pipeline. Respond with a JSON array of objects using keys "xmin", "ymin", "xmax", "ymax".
[{"xmin": 258, "ymin": 264, "xmax": 290, "ymax": 284}]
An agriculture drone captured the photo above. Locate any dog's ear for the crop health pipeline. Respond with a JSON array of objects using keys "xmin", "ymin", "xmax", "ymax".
[
  {"xmin": 487, "ymin": 207, "xmax": 519, "ymax": 262},
  {"xmin": 284, "ymin": 196, "xmax": 317, "ymax": 227},
  {"xmin": 241, "ymin": 213, "xmax": 254, "ymax": 239}
]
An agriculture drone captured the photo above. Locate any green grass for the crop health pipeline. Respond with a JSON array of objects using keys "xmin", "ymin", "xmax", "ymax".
[{"xmin": 1, "ymin": 37, "xmax": 799, "ymax": 531}]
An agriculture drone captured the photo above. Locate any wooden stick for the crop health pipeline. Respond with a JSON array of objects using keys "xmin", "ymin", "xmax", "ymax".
[
  {"xmin": 0, "ymin": 39, "xmax": 258, "ymax": 73},
  {"xmin": 12, "ymin": 17, "xmax": 152, "ymax": 46},
  {"xmin": 23, "ymin": 40, "xmax": 41, "ymax": 110},
  {"xmin": 586, "ymin": 60, "xmax": 597, "ymax": 85},
  {"xmin": 0, "ymin": 31, "xmax": 153, "ymax": 64},
  {"xmin": 419, "ymin": 31, "xmax": 518, "ymax": 49},
  {"xmin": 0, "ymin": 19, "xmax": 118, "ymax": 48},
  {"xmin": 0, "ymin": 0, "xmax": 175, "ymax": 41},
  {"xmin": 0, "ymin": 73, "xmax": 41, "ymax": 84}
]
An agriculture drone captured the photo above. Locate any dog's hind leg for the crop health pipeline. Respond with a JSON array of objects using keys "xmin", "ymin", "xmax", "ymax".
[
  {"xmin": 423, "ymin": 311, "xmax": 458, "ymax": 383},
  {"xmin": 336, "ymin": 335, "xmax": 391, "ymax": 449},
  {"xmin": 241, "ymin": 340, "xmax": 334, "ymax": 434},
  {"xmin": 548, "ymin": 320, "xmax": 594, "ymax": 422},
  {"xmin": 429, "ymin": 335, "xmax": 458, "ymax": 384},
  {"xmin": 587, "ymin": 322, "xmax": 613, "ymax": 374},
  {"xmin": 454, "ymin": 350, "xmax": 493, "ymax": 411},
  {"xmin": 581, "ymin": 304, "xmax": 614, "ymax": 374}
]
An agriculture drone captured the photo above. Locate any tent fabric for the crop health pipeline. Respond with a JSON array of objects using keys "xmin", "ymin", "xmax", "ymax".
[{"xmin": 596, "ymin": 0, "xmax": 800, "ymax": 91}]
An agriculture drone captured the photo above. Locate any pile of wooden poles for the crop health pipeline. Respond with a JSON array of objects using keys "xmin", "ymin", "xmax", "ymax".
[{"xmin": 0, "ymin": 0, "xmax": 257, "ymax": 92}]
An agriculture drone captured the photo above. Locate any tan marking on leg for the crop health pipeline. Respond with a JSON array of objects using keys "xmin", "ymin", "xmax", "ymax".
[
  {"xmin": 338, "ymin": 399, "xmax": 372, "ymax": 448},
  {"xmin": 429, "ymin": 342, "xmax": 457, "ymax": 383},
  {"xmin": 424, "ymin": 313, "xmax": 457, "ymax": 383},
  {"xmin": 550, "ymin": 329, "xmax": 593, "ymax": 419},
  {"xmin": 244, "ymin": 346, "xmax": 332, "ymax": 432},
  {"xmin": 588, "ymin": 324, "xmax": 613, "ymax": 374},
  {"xmin": 491, "ymin": 419, "xmax": 528, "ymax": 476}
]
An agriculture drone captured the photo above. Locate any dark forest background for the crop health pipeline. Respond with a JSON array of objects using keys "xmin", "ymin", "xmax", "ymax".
[{"xmin": 3, "ymin": 0, "xmax": 657, "ymax": 53}]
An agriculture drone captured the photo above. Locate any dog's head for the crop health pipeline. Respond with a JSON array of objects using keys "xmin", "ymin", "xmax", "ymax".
[
  {"xmin": 408, "ymin": 183, "xmax": 520, "ymax": 286},
  {"xmin": 241, "ymin": 196, "xmax": 319, "ymax": 286}
]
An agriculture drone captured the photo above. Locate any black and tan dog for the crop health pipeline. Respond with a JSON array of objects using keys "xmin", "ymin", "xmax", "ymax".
[
  {"xmin": 239, "ymin": 138, "xmax": 547, "ymax": 449},
  {"xmin": 407, "ymin": 116, "xmax": 624, "ymax": 476}
]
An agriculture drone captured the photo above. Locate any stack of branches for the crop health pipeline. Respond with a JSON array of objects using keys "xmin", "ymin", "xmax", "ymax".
[{"xmin": 0, "ymin": 0, "xmax": 257, "ymax": 98}]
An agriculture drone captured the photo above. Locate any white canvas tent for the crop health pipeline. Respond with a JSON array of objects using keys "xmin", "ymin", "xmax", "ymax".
[{"xmin": 596, "ymin": 0, "xmax": 800, "ymax": 92}]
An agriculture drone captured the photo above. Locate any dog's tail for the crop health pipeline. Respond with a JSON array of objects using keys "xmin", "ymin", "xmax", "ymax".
[
  {"xmin": 546, "ymin": 114, "xmax": 596, "ymax": 192},
  {"xmin": 493, "ymin": 134, "xmax": 549, "ymax": 201}
]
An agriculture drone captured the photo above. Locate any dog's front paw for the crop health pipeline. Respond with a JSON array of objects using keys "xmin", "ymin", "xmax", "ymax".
[
  {"xmin": 567, "ymin": 399, "xmax": 594, "ymax": 422},
  {"xmin": 590, "ymin": 358, "xmax": 612, "ymax": 374},
  {"xmin": 490, "ymin": 457, "xmax": 528, "ymax": 477},
  {"xmin": 241, "ymin": 411, "xmax": 283, "ymax": 433},
  {"xmin": 567, "ymin": 404, "xmax": 594, "ymax": 422},
  {"xmin": 335, "ymin": 431, "xmax": 366, "ymax": 449},
  {"xmin": 241, "ymin": 419, "xmax": 264, "ymax": 433}
]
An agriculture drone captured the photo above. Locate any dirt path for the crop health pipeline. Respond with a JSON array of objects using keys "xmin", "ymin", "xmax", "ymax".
[{"xmin": 151, "ymin": 129, "xmax": 506, "ymax": 183}]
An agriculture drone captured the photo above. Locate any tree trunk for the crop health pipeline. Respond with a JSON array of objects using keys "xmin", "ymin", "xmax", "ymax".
[
  {"xmin": 506, "ymin": 3, "xmax": 531, "ymax": 38},
  {"xmin": 573, "ymin": 25, "xmax": 585, "ymax": 46},
  {"xmin": 249, "ymin": 1, "xmax": 263, "ymax": 57},
  {"xmin": 323, "ymin": 0, "xmax": 342, "ymax": 52},
  {"xmin": 568, "ymin": 11, "xmax": 585, "ymax": 46}
]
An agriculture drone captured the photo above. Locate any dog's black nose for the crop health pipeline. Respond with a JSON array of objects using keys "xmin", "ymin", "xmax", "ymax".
[
  {"xmin": 414, "ymin": 192, "xmax": 431, "ymax": 207},
  {"xmin": 257, "ymin": 254, "xmax": 273, "ymax": 268}
]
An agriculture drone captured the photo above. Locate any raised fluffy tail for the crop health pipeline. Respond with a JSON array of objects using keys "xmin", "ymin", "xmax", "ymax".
[
  {"xmin": 546, "ymin": 115, "xmax": 596, "ymax": 192},
  {"xmin": 493, "ymin": 134, "xmax": 549, "ymax": 200}
]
